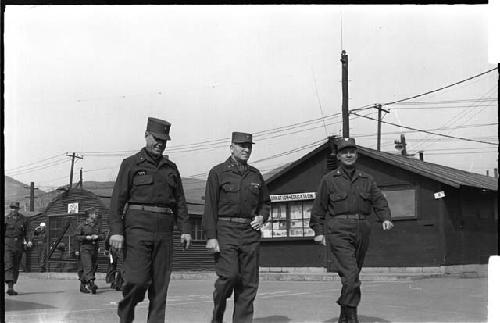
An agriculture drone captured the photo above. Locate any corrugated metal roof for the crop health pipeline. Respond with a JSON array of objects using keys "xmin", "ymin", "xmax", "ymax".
[{"xmin": 266, "ymin": 142, "xmax": 498, "ymax": 191}]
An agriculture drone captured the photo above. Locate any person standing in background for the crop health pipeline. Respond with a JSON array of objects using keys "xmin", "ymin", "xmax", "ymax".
[
  {"xmin": 5, "ymin": 202, "xmax": 32, "ymax": 295},
  {"xmin": 75, "ymin": 207, "xmax": 104, "ymax": 294}
]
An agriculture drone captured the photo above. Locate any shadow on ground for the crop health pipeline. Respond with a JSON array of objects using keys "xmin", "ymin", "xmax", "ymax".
[
  {"xmin": 324, "ymin": 315, "xmax": 390, "ymax": 322},
  {"xmin": 5, "ymin": 298, "xmax": 57, "ymax": 311},
  {"xmin": 254, "ymin": 315, "xmax": 292, "ymax": 322},
  {"xmin": 11, "ymin": 290, "xmax": 66, "ymax": 296}
]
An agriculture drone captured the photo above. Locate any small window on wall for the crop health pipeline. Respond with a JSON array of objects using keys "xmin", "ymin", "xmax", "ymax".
[
  {"xmin": 190, "ymin": 218, "xmax": 206, "ymax": 241},
  {"xmin": 261, "ymin": 200, "xmax": 316, "ymax": 239},
  {"xmin": 382, "ymin": 189, "xmax": 417, "ymax": 219}
]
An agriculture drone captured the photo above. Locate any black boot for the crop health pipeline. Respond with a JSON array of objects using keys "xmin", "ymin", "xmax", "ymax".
[
  {"xmin": 338, "ymin": 305, "xmax": 348, "ymax": 323},
  {"xmin": 88, "ymin": 280, "xmax": 98, "ymax": 294},
  {"xmin": 345, "ymin": 306, "xmax": 359, "ymax": 323},
  {"xmin": 80, "ymin": 281, "xmax": 90, "ymax": 294},
  {"xmin": 6, "ymin": 281, "xmax": 18, "ymax": 296}
]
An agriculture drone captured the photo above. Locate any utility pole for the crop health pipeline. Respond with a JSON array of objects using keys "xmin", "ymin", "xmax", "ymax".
[
  {"xmin": 341, "ymin": 50, "xmax": 349, "ymax": 138},
  {"xmin": 79, "ymin": 168, "xmax": 83, "ymax": 188},
  {"xmin": 66, "ymin": 152, "xmax": 83, "ymax": 189},
  {"xmin": 24, "ymin": 182, "xmax": 38, "ymax": 212},
  {"xmin": 30, "ymin": 182, "xmax": 35, "ymax": 212},
  {"xmin": 375, "ymin": 104, "xmax": 390, "ymax": 151}
]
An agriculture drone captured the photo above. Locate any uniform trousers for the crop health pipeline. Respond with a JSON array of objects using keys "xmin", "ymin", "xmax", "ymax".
[
  {"xmin": 5, "ymin": 238, "xmax": 24, "ymax": 283},
  {"xmin": 118, "ymin": 210, "xmax": 174, "ymax": 323},
  {"xmin": 79, "ymin": 245, "xmax": 98, "ymax": 282},
  {"xmin": 326, "ymin": 217, "xmax": 371, "ymax": 307},
  {"xmin": 212, "ymin": 220, "xmax": 260, "ymax": 323}
]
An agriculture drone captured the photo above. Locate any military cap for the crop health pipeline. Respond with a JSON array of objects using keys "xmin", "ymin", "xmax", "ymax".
[
  {"xmin": 337, "ymin": 138, "xmax": 357, "ymax": 151},
  {"xmin": 9, "ymin": 202, "xmax": 20, "ymax": 209},
  {"xmin": 146, "ymin": 117, "xmax": 171, "ymax": 141},
  {"xmin": 231, "ymin": 132, "xmax": 255, "ymax": 144}
]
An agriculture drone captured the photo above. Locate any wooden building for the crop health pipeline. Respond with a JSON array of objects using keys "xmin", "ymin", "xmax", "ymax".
[
  {"xmin": 260, "ymin": 139, "xmax": 498, "ymax": 271},
  {"xmin": 26, "ymin": 187, "xmax": 110, "ymax": 273},
  {"xmin": 25, "ymin": 178, "xmax": 214, "ymax": 273}
]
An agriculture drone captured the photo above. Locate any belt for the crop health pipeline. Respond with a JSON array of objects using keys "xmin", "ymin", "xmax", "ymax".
[
  {"xmin": 218, "ymin": 217, "xmax": 253, "ymax": 224},
  {"xmin": 128, "ymin": 204, "xmax": 173, "ymax": 214},
  {"xmin": 334, "ymin": 214, "xmax": 367, "ymax": 220}
]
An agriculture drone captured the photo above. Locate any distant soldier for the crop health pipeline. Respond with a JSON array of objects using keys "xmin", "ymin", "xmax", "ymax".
[
  {"xmin": 75, "ymin": 207, "xmax": 104, "ymax": 294},
  {"xmin": 34, "ymin": 222, "xmax": 47, "ymax": 272},
  {"xmin": 4, "ymin": 202, "xmax": 32, "ymax": 295},
  {"xmin": 203, "ymin": 131, "xmax": 271, "ymax": 323},
  {"xmin": 310, "ymin": 138, "xmax": 394, "ymax": 323}
]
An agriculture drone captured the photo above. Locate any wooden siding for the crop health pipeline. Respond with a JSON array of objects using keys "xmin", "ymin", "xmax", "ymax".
[
  {"xmin": 442, "ymin": 187, "xmax": 498, "ymax": 265},
  {"xmin": 260, "ymin": 240, "xmax": 326, "ymax": 267}
]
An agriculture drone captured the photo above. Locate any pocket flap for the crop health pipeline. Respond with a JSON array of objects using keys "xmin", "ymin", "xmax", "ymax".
[
  {"xmin": 330, "ymin": 192, "xmax": 347, "ymax": 201},
  {"xmin": 359, "ymin": 192, "xmax": 371, "ymax": 200},
  {"xmin": 222, "ymin": 182, "xmax": 240, "ymax": 192},
  {"xmin": 133, "ymin": 174, "xmax": 153, "ymax": 185}
]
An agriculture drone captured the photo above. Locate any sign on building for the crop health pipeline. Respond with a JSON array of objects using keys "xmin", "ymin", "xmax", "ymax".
[
  {"xmin": 67, "ymin": 202, "xmax": 79, "ymax": 214},
  {"xmin": 270, "ymin": 192, "xmax": 316, "ymax": 202}
]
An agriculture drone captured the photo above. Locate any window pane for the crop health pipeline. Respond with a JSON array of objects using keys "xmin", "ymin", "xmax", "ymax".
[{"xmin": 382, "ymin": 189, "xmax": 416, "ymax": 219}]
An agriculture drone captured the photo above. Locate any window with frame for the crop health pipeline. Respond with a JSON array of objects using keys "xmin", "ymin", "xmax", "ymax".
[
  {"xmin": 381, "ymin": 188, "xmax": 417, "ymax": 219},
  {"xmin": 262, "ymin": 200, "xmax": 315, "ymax": 239},
  {"xmin": 190, "ymin": 217, "xmax": 206, "ymax": 241}
]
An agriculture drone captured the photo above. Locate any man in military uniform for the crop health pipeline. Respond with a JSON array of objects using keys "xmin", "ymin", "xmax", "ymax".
[
  {"xmin": 75, "ymin": 207, "xmax": 104, "ymax": 294},
  {"xmin": 108, "ymin": 117, "xmax": 192, "ymax": 323},
  {"xmin": 203, "ymin": 131, "xmax": 271, "ymax": 323},
  {"xmin": 310, "ymin": 138, "xmax": 394, "ymax": 323},
  {"xmin": 33, "ymin": 222, "xmax": 47, "ymax": 272},
  {"xmin": 4, "ymin": 202, "xmax": 32, "ymax": 295}
]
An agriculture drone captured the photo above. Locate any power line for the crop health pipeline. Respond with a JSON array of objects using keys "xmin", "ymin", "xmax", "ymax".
[
  {"xmin": 394, "ymin": 97, "xmax": 497, "ymax": 105},
  {"xmin": 350, "ymin": 111, "xmax": 498, "ymax": 146},
  {"xmin": 382, "ymin": 67, "xmax": 498, "ymax": 106},
  {"xmin": 388, "ymin": 104, "xmax": 496, "ymax": 110},
  {"xmin": 5, "ymin": 153, "xmax": 66, "ymax": 172}
]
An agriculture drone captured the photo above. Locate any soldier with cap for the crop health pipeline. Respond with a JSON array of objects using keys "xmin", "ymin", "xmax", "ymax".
[
  {"xmin": 310, "ymin": 138, "xmax": 394, "ymax": 323},
  {"xmin": 108, "ymin": 117, "xmax": 192, "ymax": 323},
  {"xmin": 75, "ymin": 207, "xmax": 104, "ymax": 294},
  {"xmin": 4, "ymin": 202, "xmax": 32, "ymax": 295},
  {"xmin": 203, "ymin": 131, "xmax": 271, "ymax": 323},
  {"xmin": 33, "ymin": 222, "xmax": 47, "ymax": 272}
]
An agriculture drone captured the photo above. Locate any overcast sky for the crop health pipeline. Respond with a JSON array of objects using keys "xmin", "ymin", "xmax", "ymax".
[{"xmin": 4, "ymin": 5, "xmax": 499, "ymax": 191}]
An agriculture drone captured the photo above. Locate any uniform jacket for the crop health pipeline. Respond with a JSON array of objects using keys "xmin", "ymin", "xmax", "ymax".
[
  {"xmin": 4, "ymin": 211, "xmax": 30, "ymax": 250},
  {"xmin": 202, "ymin": 157, "xmax": 271, "ymax": 239},
  {"xmin": 109, "ymin": 148, "xmax": 191, "ymax": 235},
  {"xmin": 310, "ymin": 166, "xmax": 391, "ymax": 235},
  {"xmin": 34, "ymin": 227, "xmax": 47, "ymax": 246},
  {"xmin": 75, "ymin": 221, "xmax": 105, "ymax": 249}
]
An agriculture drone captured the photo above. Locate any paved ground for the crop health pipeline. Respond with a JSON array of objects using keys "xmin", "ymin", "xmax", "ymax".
[{"xmin": 4, "ymin": 276, "xmax": 487, "ymax": 323}]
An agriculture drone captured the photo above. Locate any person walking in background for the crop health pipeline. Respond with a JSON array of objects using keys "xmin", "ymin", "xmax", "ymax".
[
  {"xmin": 33, "ymin": 222, "xmax": 47, "ymax": 272},
  {"xmin": 75, "ymin": 207, "xmax": 104, "ymax": 294},
  {"xmin": 4, "ymin": 202, "xmax": 32, "ymax": 296},
  {"xmin": 203, "ymin": 131, "xmax": 271, "ymax": 323},
  {"xmin": 108, "ymin": 117, "xmax": 192, "ymax": 323},
  {"xmin": 310, "ymin": 138, "xmax": 394, "ymax": 323}
]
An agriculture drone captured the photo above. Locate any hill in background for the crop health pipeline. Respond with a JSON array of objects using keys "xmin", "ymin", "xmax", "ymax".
[{"xmin": 4, "ymin": 176, "xmax": 207, "ymax": 214}]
